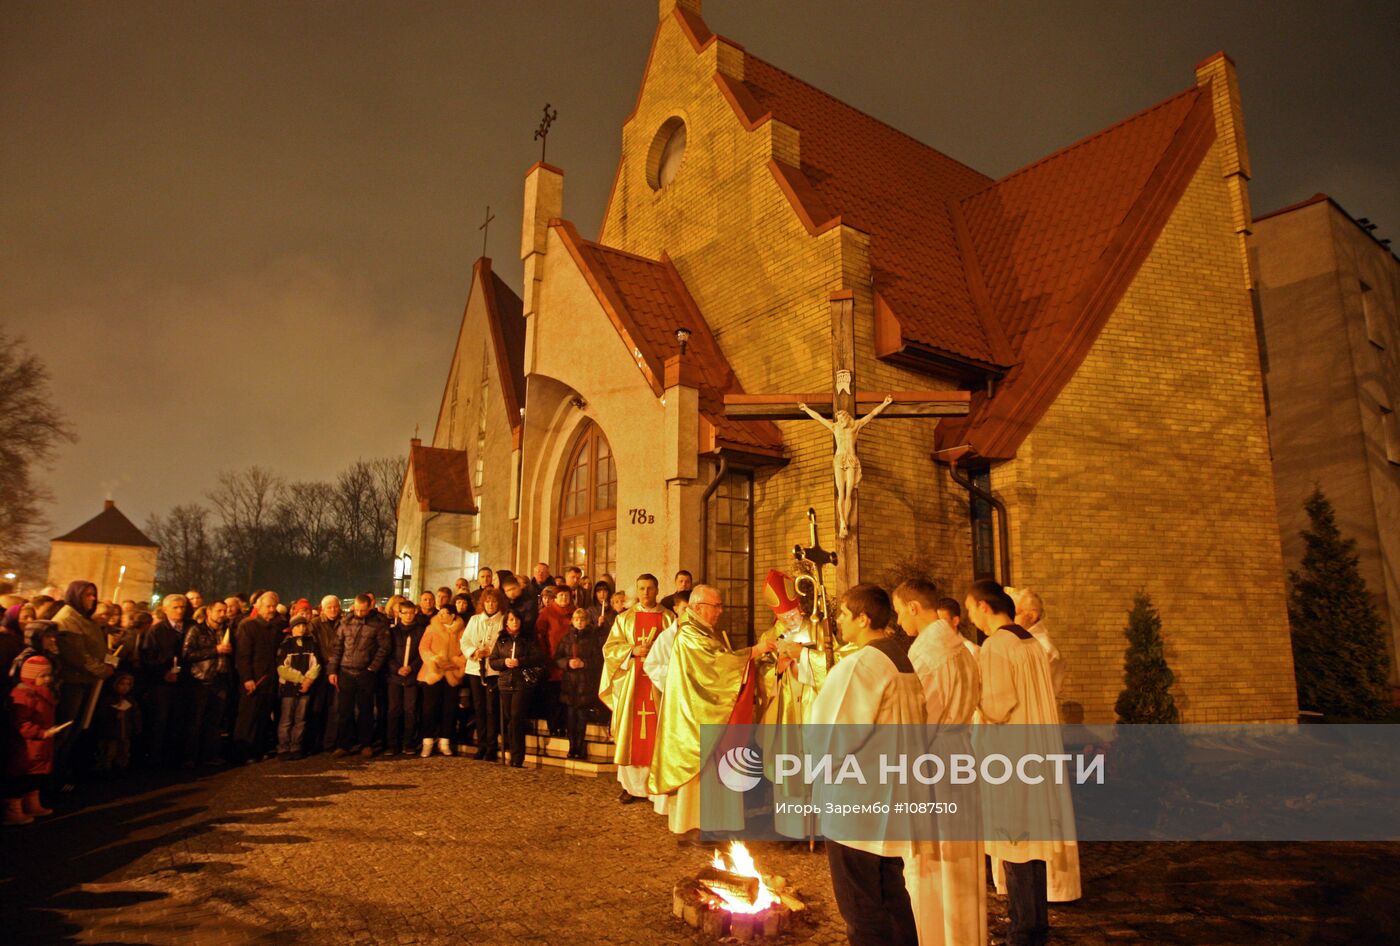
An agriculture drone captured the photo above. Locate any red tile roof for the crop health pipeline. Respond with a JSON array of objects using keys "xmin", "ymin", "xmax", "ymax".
[
  {"xmin": 553, "ymin": 221, "xmax": 784, "ymax": 459},
  {"xmin": 480, "ymin": 259, "xmax": 526, "ymax": 433},
  {"xmin": 939, "ymin": 87, "xmax": 1217, "ymax": 457},
  {"xmin": 409, "ymin": 443, "xmax": 477, "ymax": 515},
  {"xmin": 53, "ymin": 501, "xmax": 158, "ymax": 548},
  {"xmin": 741, "ymin": 54, "xmax": 1001, "ymax": 369},
  {"xmin": 617, "ymin": 8, "xmax": 1228, "ymax": 459},
  {"xmin": 435, "ymin": 259, "xmax": 525, "ymax": 445}
]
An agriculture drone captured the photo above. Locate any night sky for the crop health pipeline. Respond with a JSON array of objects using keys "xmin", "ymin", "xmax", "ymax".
[{"xmin": 4, "ymin": 0, "xmax": 1396, "ymax": 538}]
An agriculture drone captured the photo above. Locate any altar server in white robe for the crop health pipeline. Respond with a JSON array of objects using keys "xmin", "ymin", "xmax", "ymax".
[
  {"xmin": 967, "ymin": 580, "xmax": 1076, "ymax": 946},
  {"xmin": 808, "ymin": 584, "xmax": 929, "ymax": 946},
  {"xmin": 996, "ymin": 588, "xmax": 1080, "ymax": 904},
  {"xmin": 894, "ymin": 580, "xmax": 987, "ymax": 946},
  {"xmin": 643, "ymin": 620, "xmax": 680, "ymax": 816}
]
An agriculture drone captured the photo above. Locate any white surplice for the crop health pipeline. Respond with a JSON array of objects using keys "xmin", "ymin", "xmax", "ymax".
[
  {"xmin": 990, "ymin": 620, "xmax": 1080, "ymax": 902},
  {"xmin": 905, "ymin": 619, "xmax": 988, "ymax": 946},
  {"xmin": 978, "ymin": 625, "xmax": 1079, "ymax": 901},
  {"xmin": 807, "ymin": 639, "xmax": 930, "ymax": 859}
]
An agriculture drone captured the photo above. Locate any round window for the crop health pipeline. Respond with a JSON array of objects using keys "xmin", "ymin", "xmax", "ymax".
[{"xmin": 649, "ymin": 118, "xmax": 687, "ymax": 191}]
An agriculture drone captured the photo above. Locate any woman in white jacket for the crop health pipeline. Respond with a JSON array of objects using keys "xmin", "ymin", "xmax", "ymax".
[{"xmin": 459, "ymin": 588, "xmax": 505, "ymax": 761}]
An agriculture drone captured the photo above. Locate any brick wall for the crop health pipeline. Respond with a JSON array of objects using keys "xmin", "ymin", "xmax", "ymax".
[
  {"xmin": 599, "ymin": 16, "xmax": 970, "ymax": 597},
  {"xmin": 998, "ymin": 148, "xmax": 1297, "ymax": 724}
]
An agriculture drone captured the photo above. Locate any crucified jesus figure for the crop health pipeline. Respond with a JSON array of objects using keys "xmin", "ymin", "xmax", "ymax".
[{"xmin": 797, "ymin": 395, "xmax": 894, "ymax": 538}]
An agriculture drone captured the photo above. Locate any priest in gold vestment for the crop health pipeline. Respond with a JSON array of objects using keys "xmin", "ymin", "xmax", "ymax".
[{"xmin": 648, "ymin": 584, "xmax": 775, "ymax": 837}]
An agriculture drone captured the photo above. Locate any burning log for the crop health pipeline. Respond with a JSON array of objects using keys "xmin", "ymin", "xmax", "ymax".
[
  {"xmin": 697, "ymin": 864, "xmax": 760, "ymax": 905},
  {"xmin": 673, "ymin": 842, "xmax": 802, "ymax": 941}
]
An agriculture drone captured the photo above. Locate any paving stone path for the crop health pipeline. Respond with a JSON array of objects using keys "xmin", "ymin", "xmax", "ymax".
[{"xmin": 2, "ymin": 755, "xmax": 1396, "ymax": 945}]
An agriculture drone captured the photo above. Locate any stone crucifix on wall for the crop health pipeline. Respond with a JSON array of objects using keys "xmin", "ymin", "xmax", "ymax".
[{"xmin": 797, "ymin": 395, "xmax": 894, "ymax": 538}]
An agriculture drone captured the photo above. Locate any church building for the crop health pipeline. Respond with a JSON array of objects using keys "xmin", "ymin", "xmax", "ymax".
[{"xmin": 396, "ymin": 0, "xmax": 1298, "ymax": 724}]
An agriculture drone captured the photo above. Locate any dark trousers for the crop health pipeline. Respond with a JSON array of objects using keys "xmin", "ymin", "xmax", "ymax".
[
  {"xmin": 142, "ymin": 682, "xmax": 178, "ymax": 764},
  {"xmin": 278, "ymin": 693, "xmax": 311, "ymax": 753},
  {"xmin": 303, "ymin": 680, "xmax": 332, "ymax": 753},
  {"xmin": 373, "ymin": 670, "xmax": 389, "ymax": 747},
  {"xmin": 499, "ymin": 685, "xmax": 532, "ymax": 766},
  {"xmin": 335, "ymin": 670, "xmax": 376, "ymax": 749},
  {"xmin": 183, "ymin": 681, "xmax": 226, "ymax": 764},
  {"xmin": 234, "ymin": 680, "xmax": 277, "ymax": 758},
  {"xmin": 825, "ymin": 841, "xmax": 918, "ymax": 946},
  {"xmin": 536, "ymin": 679, "xmax": 566, "ymax": 734},
  {"xmin": 467, "ymin": 674, "xmax": 498, "ymax": 758},
  {"xmin": 386, "ymin": 680, "xmax": 420, "ymax": 751},
  {"xmin": 566, "ymin": 704, "xmax": 589, "ymax": 759},
  {"xmin": 1004, "ymin": 859, "xmax": 1049, "ymax": 946},
  {"xmin": 421, "ymin": 681, "xmax": 458, "ymax": 740},
  {"xmin": 53, "ymin": 682, "xmax": 92, "ymax": 783}
]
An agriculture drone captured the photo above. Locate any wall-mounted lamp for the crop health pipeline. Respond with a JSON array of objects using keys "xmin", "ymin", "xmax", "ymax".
[
  {"xmin": 570, "ymin": 395, "xmax": 587, "ymax": 410},
  {"xmin": 675, "ymin": 327, "xmax": 692, "ymax": 355}
]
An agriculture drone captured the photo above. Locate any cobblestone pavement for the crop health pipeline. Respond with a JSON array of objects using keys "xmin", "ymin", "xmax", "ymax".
[{"xmin": 2, "ymin": 755, "xmax": 1397, "ymax": 945}]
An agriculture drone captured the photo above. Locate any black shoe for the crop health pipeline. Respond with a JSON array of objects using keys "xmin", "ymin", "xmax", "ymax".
[
  {"xmin": 619, "ymin": 790, "xmax": 639, "ymax": 804},
  {"xmin": 510, "ymin": 760, "xmax": 524, "ymax": 768},
  {"xmin": 331, "ymin": 748, "xmax": 348, "ymax": 758}
]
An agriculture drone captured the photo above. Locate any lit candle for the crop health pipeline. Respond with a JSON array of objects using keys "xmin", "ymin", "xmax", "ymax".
[{"xmin": 404, "ymin": 636, "xmax": 412, "ymax": 668}]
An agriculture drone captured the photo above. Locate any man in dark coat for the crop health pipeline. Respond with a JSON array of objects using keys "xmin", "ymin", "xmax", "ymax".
[
  {"xmin": 385, "ymin": 600, "xmax": 427, "ymax": 755},
  {"xmin": 501, "ymin": 576, "xmax": 539, "ymax": 637},
  {"xmin": 233, "ymin": 592, "xmax": 282, "ymax": 762},
  {"xmin": 139, "ymin": 593, "xmax": 195, "ymax": 765},
  {"xmin": 306, "ymin": 595, "xmax": 343, "ymax": 752},
  {"xmin": 329, "ymin": 594, "xmax": 389, "ymax": 757}
]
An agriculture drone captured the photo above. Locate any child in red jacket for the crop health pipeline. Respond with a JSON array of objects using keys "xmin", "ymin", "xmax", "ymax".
[{"xmin": 6, "ymin": 656, "xmax": 58, "ymax": 826}]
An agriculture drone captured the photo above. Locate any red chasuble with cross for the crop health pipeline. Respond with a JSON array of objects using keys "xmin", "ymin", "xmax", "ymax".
[{"xmin": 629, "ymin": 611, "xmax": 664, "ymax": 766}]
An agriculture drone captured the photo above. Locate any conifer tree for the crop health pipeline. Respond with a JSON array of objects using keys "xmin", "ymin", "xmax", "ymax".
[
  {"xmin": 1287, "ymin": 487, "xmax": 1390, "ymax": 719},
  {"xmin": 1115, "ymin": 592, "xmax": 1180, "ymax": 724}
]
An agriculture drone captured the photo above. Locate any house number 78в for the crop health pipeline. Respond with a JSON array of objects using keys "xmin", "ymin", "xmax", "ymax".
[{"xmin": 628, "ymin": 508, "xmax": 655, "ymax": 525}]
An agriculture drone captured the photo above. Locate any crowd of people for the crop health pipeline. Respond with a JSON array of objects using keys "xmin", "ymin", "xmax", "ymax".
[
  {"xmin": 0, "ymin": 564, "xmax": 647, "ymax": 819},
  {"xmin": 4, "ymin": 558, "xmax": 1070, "ymax": 946}
]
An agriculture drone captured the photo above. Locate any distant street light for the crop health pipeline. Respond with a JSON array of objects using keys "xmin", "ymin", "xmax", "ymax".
[{"xmin": 2, "ymin": 571, "xmax": 16, "ymax": 581}]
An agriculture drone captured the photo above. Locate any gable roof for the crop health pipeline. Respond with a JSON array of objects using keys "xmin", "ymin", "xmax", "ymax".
[
  {"xmin": 479, "ymin": 259, "xmax": 527, "ymax": 432},
  {"xmin": 434, "ymin": 258, "xmax": 526, "ymax": 445},
  {"xmin": 407, "ymin": 442, "xmax": 478, "ymax": 515},
  {"xmin": 52, "ymin": 501, "xmax": 158, "ymax": 548},
  {"xmin": 938, "ymin": 85, "xmax": 1217, "ymax": 458},
  {"xmin": 553, "ymin": 220, "xmax": 784, "ymax": 459},
  {"xmin": 660, "ymin": 7, "xmax": 1222, "ymax": 460}
]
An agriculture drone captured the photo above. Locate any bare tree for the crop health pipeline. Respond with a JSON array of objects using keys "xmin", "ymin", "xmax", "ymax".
[
  {"xmin": 0, "ymin": 328, "xmax": 76, "ymax": 562},
  {"xmin": 146, "ymin": 455, "xmax": 407, "ymax": 599},
  {"xmin": 369, "ymin": 456, "xmax": 408, "ymax": 556},
  {"xmin": 279, "ymin": 481, "xmax": 338, "ymax": 591},
  {"xmin": 207, "ymin": 466, "xmax": 285, "ymax": 591},
  {"xmin": 147, "ymin": 503, "xmax": 216, "ymax": 595}
]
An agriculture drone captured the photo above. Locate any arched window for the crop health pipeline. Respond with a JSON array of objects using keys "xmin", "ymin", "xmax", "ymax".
[{"xmin": 557, "ymin": 421, "xmax": 617, "ymax": 581}]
